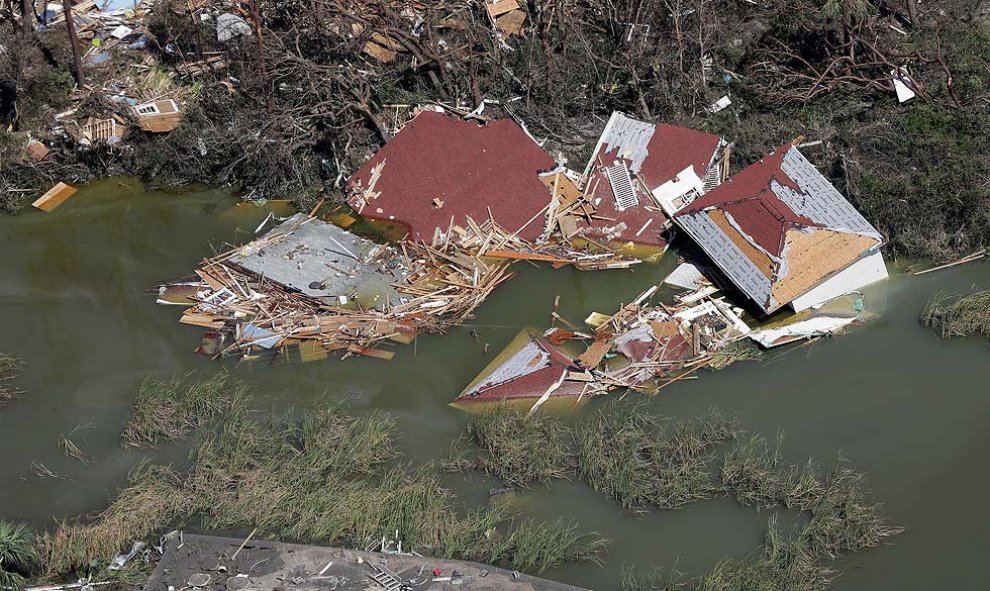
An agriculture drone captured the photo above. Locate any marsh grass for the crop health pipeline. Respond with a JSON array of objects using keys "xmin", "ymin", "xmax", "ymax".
[
  {"xmin": 121, "ymin": 373, "xmax": 239, "ymax": 447},
  {"xmin": 39, "ymin": 393, "xmax": 606, "ymax": 579},
  {"xmin": 0, "ymin": 520, "xmax": 37, "ymax": 591},
  {"xmin": 720, "ymin": 435, "xmax": 824, "ymax": 511},
  {"xmin": 720, "ymin": 435, "xmax": 902, "ymax": 561},
  {"xmin": 0, "ymin": 352, "xmax": 23, "ymax": 403},
  {"xmin": 921, "ymin": 290, "xmax": 990, "ymax": 339},
  {"xmin": 576, "ymin": 403, "xmax": 739, "ymax": 511},
  {"xmin": 445, "ymin": 405, "xmax": 572, "ymax": 486},
  {"xmin": 38, "ymin": 463, "xmax": 188, "ymax": 576}
]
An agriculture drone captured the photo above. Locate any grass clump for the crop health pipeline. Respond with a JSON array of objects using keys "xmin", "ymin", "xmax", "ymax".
[
  {"xmin": 37, "ymin": 463, "xmax": 188, "ymax": 576},
  {"xmin": 0, "ymin": 352, "xmax": 23, "ymax": 403},
  {"xmin": 0, "ymin": 520, "xmax": 37, "ymax": 591},
  {"xmin": 121, "ymin": 373, "xmax": 238, "ymax": 447},
  {"xmin": 921, "ymin": 291, "xmax": 990, "ymax": 340},
  {"xmin": 576, "ymin": 402, "xmax": 738, "ymax": 512},
  {"xmin": 445, "ymin": 405, "xmax": 572, "ymax": 486},
  {"xmin": 797, "ymin": 460, "xmax": 904, "ymax": 559},
  {"xmin": 720, "ymin": 435, "xmax": 824, "ymax": 512},
  {"xmin": 721, "ymin": 435, "xmax": 901, "ymax": 557}
]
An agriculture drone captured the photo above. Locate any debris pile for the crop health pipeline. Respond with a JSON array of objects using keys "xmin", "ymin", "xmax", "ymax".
[
  {"xmin": 160, "ymin": 212, "xmax": 515, "ymax": 362},
  {"xmin": 454, "ymin": 282, "xmax": 753, "ymax": 408}
]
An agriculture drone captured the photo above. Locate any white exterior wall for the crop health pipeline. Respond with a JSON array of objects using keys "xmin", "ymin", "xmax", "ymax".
[{"xmin": 789, "ymin": 250, "xmax": 889, "ymax": 312}]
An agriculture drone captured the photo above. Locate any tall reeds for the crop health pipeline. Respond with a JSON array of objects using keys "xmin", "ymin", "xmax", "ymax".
[
  {"xmin": 576, "ymin": 403, "xmax": 739, "ymax": 511},
  {"xmin": 921, "ymin": 290, "xmax": 990, "ymax": 339},
  {"xmin": 38, "ymin": 387, "xmax": 606, "ymax": 579},
  {"xmin": 121, "ymin": 373, "xmax": 239, "ymax": 447},
  {"xmin": 444, "ymin": 405, "xmax": 571, "ymax": 486}
]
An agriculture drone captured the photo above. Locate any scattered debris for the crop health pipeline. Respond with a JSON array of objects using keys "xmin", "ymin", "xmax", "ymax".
[
  {"xmin": 708, "ymin": 95, "xmax": 732, "ymax": 113},
  {"xmin": 892, "ymin": 67, "xmax": 917, "ymax": 103},
  {"xmin": 160, "ymin": 211, "xmax": 516, "ymax": 362},
  {"xmin": 134, "ymin": 99, "xmax": 182, "ymax": 133},
  {"xmin": 25, "ymin": 139, "xmax": 50, "ymax": 161}
]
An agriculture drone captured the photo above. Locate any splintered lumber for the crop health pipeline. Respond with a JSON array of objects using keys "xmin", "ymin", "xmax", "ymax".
[
  {"xmin": 483, "ymin": 250, "xmax": 571, "ymax": 263},
  {"xmin": 577, "ymin": 335, "xmax": 612, "ymax": 369},
  {"xmin": 32, "ymin": 182, "xmax": 78, "ymax": 212}
]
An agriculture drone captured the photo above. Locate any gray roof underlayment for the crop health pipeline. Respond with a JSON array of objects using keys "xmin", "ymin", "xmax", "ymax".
[{"xmin": 233, "ymin": 213, "xmax": 405, "ymax": 309}]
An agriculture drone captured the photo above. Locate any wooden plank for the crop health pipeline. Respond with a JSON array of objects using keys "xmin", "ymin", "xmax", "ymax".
[
  {"xmin": 495, "ymin": 9, "xmax": 526, "ymax": 35},
  {"xmin": 487, "ymin": 0, "xmax": 519, "ymax": 18},
  {"xmin": 347, "ymin": 345, "xmax": 396, "ymax": 361},
  {"xmin": 483, "ymin": 250, "xmax": 570, "ymax": 263},
  {"xmin": 32, "ymin": 182, "xmax": 77, "ymax": 212},
  {"xmin": 180, "ymin": 313, "xmax": 225, "ymax": 329},
  {"xmin": 577, "ymin": 335, "xmax": 611, "ymax": 369}
]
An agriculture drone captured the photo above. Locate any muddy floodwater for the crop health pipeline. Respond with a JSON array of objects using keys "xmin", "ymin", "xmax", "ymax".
[{"xmin": 2, "ymin": 180, "xmax": 989, "ymax": 590}]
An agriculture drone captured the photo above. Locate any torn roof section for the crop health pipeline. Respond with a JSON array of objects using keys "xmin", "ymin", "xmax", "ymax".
[
  {"xmin": 579, "ymin": 112, "xmax": 726, "ymax": 247},
  {"xmin": 674, "ymin": 144, "xmax": 886, "ymax": 315},
  {"xmin": 455, "ymin": 330, "xmax": 586, "ymax": 403},
  {"xmin": 232, "ymin": 213, "xmax": 404, "ymax": 310},
  {"xmin": 347, "ymin": 110, "xmax": 558, "ymax": 243}
]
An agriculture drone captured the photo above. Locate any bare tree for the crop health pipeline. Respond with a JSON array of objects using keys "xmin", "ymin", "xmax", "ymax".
[{"xmin": 63, "ymin": 0, "xmax": 86, "ymax": 87}]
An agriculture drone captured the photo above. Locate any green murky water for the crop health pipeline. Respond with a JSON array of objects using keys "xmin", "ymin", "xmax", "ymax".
[{"xmin": 2, "ymin": 180, "xmax": 989, "ymax": 590}]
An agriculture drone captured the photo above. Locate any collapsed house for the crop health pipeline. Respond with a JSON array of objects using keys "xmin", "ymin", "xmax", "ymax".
[
  {"xmin": 348, "ymin": 110, "xmax": 558, "ymax": 244},
  {"xmin": 453, "ymin": 284, "xmax": 752, "ymax": 407},
  {"xmin": 159, "ymin": 212, "xmax": 515, "ymax": 361},
  {"xmin": 674, "ymin": 143, "xmax": 888, "ymax": 315},
  {"xmin": 576, "ymin": 112, "xmax": 728, "ymax": 248}
]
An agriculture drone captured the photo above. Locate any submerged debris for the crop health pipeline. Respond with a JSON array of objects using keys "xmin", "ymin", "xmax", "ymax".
[{"xmin": 0, "ymin": 352, "xmax": 23, "ymax": 403}]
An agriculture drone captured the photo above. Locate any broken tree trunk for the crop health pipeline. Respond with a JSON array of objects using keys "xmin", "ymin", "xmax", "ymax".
[
  {"xmin": 20, "ymin": 0, "xmax": 30, "ymax": 35},
  {"xmin": 906, "ymin": 0, "xmax": 918, "ymax": 25},
  {"xmin": 63, "ymin": 0, "xmax": 86, "ymax": 87}
]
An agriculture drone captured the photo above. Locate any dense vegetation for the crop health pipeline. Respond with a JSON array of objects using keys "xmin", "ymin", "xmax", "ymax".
[
  {"xmin": 448, "ymin": 404, "xmax": 902, "ymax": 591},
  {"xmin": 1, "ymin": 1, "xmax": 988, "ymax": 259}
]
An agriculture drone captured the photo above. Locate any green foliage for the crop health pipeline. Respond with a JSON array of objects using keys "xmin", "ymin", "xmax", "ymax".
[{"xmin": 0, "ymin": 521, "xmax": 37, "ymax": 591}]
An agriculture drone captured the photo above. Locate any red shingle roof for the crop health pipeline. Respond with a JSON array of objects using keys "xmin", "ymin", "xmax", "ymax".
[
  {"xmin": 580, "ymin": 114, "xmax": 723, "ymax": 247},
  {"xmin": 677, "ymin": 144, "xmax": 819, "ymax": 257},
  {"xmin": 347, "ymin": 111, "xmax": 557, "ymax": 242}
]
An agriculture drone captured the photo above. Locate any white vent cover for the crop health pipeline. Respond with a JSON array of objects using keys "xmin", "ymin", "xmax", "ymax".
[{"xmin": 605, "ymin": 163, "xmax": 639, "ymax": 211}]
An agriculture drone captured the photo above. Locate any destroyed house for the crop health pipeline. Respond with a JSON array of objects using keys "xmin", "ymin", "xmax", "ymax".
[
  {"xmin": 674, "ymin": 144, "xmax": 887, "ymax": 315},
  {"xmin": 455, "ymin": 331, "xmax": 588, "ymax": 404},
  {"xmin": 578, "ymin": 112, "xmax": 727, "ymax": 247},
  {"xmin": 348, "ymin": 111, "xmax": 558, "ymax": 243}
]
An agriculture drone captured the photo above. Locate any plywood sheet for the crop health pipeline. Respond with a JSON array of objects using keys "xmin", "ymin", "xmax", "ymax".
[
  {"xmin": 772, "ymin": 228, "xmax": 876, "ymax": 304},
  {"xmin": 495, "ymin": 9, "xmax": 526, "ymax": 35},
  {"xmin": 32, "ymin": 182, "xmax": 77, "ymax": 212}
]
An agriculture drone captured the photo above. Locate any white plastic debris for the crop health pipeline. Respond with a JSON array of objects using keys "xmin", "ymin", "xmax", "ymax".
[
  {"xmin": 216, "ymin": 13, "xmax": 252, "ymax": 42},
  {"xmin": 891, "ymin": 67, "xmax": 917, "ymax": 103},
  {"xmin": 110, "ymin": 25, "xmax": 132, "ymax": 39},
  {"xmin": 708, "ymin": 95, "xmax": 731, "ymax": 113}
]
